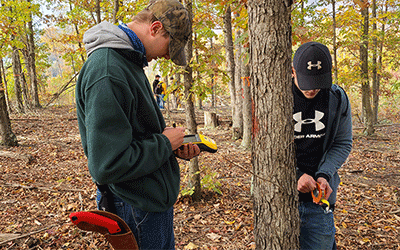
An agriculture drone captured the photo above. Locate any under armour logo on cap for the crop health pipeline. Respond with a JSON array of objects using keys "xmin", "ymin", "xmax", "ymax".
[
  {"xmin": 307, "ymin": 61, "xmax": 322, "ymax": 70},
  {"xmin": 293, "ymin": 42, "xmax": 332, "ymax": 90},
  {"xmin": 293, "ymin": 111, "xmax": 325, "ymax": 133}
]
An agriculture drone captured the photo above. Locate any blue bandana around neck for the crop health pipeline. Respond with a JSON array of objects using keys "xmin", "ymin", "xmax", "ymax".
[{"xmin": 118, "ymin": 23, "xmax": 148, "ymax": 67}]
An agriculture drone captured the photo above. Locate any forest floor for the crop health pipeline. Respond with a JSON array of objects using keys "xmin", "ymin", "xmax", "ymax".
[{"xmin": 0, "ymin": 105, "xmax": 399, "ymax": 250}]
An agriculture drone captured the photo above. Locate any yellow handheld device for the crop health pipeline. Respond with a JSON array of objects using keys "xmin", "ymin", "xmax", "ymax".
[{"xmin": 183, "ymin": 134, "xmax": 217, "ymax": 153}]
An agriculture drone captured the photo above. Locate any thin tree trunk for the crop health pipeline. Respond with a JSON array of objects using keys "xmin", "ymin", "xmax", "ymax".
[
  {"xmin": 194, "ymin": 32, "xmax": 202, "ymax": 110},
  {"xmin": 241, "ymin": 52, "xmax": 251, "ymax": 149},
  {"xmin": 183, "ymin": 0, "xmax": 200, "ymax": 201},
  {"xmin": 0, "ymin": 67, "xmax": 18, "ymax": 147},
  {"xmin": 0, "ymin": 58, "xmax": 11, "ymax": 114},
  {"xmin": 233, "ymin": 24, "xmax": 243, "ymax": 140},
  {"xmin": 360, "ymin": 1, "xmax": 374, "ymax": 135},
  {"xmin": 21, "ymin": 73, "xmax": 30, "ymax": 110},
  {"xmin": 69, "ymin": 0, "xmax": 86, "ymax": 64},
  {"xmin": 173, "ymin": 73, "xmax": 181, "ymax": 109},
  {"xmin": 96, "ymin": 0, "xmax": 101, "ymax": 24},
  {"xmin": 26, "ymin": 0, "xmax": 40, "ymax": 108},
  {"xmin": 21, "ymin": 49, "xmax": 32, "ymax": 108},
  {"xmin": 248, "ymin": 0, "xmax": 299, "ymax": 249},
  {"xmin": 210, "ymin": 37, "xmax": 216, "ymax": 109},
  {"xmin": 371, "ymin": 0, "xmax": 379, "ymax": 124},
  {"xmin": 11, "ymin": 45, "xmax": 24, "ymax": 113},
  {"xmin": 332, "ymin": 0, "xmax": 338, "ymax": 85},
  {"xmin": 376, "ymin": 2, "xmax": 387, "ymax": 124},
  {"xmin": 113, "ymin": 0, "xmax": 120, "ymax": 24},
  {"xmin": 223, "ymin": 5, "xmax": 235, "ymax": 124}
]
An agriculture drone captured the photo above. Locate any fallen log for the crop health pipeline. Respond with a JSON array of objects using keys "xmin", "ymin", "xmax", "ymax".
[{"xmin": 0, "ymin": 150, "xmax": 35, "ymax": 164}]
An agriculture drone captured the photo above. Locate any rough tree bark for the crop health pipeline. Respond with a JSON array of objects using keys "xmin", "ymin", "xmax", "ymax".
[
  {"xmin": 371, "ymin": 0, "xmax": 379, "ymax": 124},
  {"xmin": 0, "ymin": 67, "xmax": 18, "ymax": 147},
  {"xmin": 360, "ymin": 0, "xmax": 374, "ymax": 135},
  {"xmin": 27, "ymin": 0, "xmax": 40, "ymax": 108},
  {"xmin": 233, "ymin": 21, "xmax": 243, "ymax": 140},
  {"xmin": 11, "ymin": 44, "xmax": 25, "ymax": 113},
  {"xmin": 241, "ymin": 56, "xmax": 251, "ymax": 150},
  {"xmin": 0, "ymin": 59, "xmax": 11, "ymax": 114},
  {"xmin": 183, "ymin": 0, "xmax": 201, "ymax": 201},
  {"xmin": 248, "ymin": 0, "xmax": 299, "ymax": 249},
  {"xmin": 95, "ymin": 0, "xmax": 101, "ymax": 24},
  {"xmin": 332, "ymin": 0, "xmax": 338, "ymax": 85},
  {"xmin": 112, "ymin": 0, "xmax": 120, "ymax": 24},
  {"xmin": 223, "ymin": 5, "xmax": 236, "ymax": 127}
]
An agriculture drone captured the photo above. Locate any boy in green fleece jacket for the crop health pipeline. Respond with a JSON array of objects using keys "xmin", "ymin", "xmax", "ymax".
[{"xmin": 75, "ymin": 0, "xmax": 200, "ymax": 249}]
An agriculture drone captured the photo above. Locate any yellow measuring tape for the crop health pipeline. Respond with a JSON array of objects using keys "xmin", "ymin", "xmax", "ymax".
[{"xmin": 311, "ymin": 183, "xmax": 330, "ymax": 207}]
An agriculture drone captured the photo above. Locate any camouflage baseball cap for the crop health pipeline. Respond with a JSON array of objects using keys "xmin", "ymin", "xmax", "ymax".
[{"xmin": 148, "ymin": 0, "xmax": 191, "ymax": 66}]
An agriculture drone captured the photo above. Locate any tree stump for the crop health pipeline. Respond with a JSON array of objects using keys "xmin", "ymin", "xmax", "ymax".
[{"xmin": 204, "ymin": 111, "xmax": 218, "ymax": 128}]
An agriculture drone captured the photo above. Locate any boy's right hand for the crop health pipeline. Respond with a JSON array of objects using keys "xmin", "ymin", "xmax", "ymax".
[
  {"xmin": 163, "ymin": 127, "xmax": 185, "ymax": 151},
  {"xmin": 297, "ymin": 173, "xmax": 317, "ymax": 194}
]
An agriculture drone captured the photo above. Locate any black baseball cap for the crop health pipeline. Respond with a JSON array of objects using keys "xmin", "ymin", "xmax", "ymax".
[{"xmin": 293, "ymin": 42, "xmax": 332, "ymax": 90}]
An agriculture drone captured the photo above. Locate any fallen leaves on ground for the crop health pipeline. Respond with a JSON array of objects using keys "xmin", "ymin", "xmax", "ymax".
[{"xmin": 0, "ymin": 106, "xmax": 399, "ymax": 249}]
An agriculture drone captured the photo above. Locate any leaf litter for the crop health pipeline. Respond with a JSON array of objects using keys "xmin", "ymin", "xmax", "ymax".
[{"xmin": 0, "ymin": 106, "xmax": 399, "ymax": 249}]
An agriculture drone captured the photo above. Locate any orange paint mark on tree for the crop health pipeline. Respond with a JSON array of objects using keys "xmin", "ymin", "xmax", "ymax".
[{"xmin": 252, "ymin": 99, "xmax": 259, "ymax": 139}]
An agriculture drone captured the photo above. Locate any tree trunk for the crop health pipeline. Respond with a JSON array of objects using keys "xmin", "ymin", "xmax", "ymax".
[
  {"xmin": 248, "ymin": 0, "xmax": 299, "ymax": 249},
  {"xmin": 371, "ymin": 0, "xmax": 379, "ymax": 124},
  {"xmin": 11, "ymin": 45, "xmax": 24, "ymax": 113},
  {"xmin": 69, "ymin": 0, "xmax": 86, "ymax": 64},
  {"xmin": 0, "ymin": 58, "xmax": 11, "ymax": 114},
  {"xmin": 112, "ymin": 0, "xmax": 120, "ymax": 24},
  {"xmin": 210, "ymin": 37, "xmax": 216, "ymax": 109},
  {"xmin": 26, "ymin": 0, "xmax": 40, "ymax": 108},
  {"xmin": 172, "ymin": 73, "xmax": 181, "ymax": 109},
  {"xmin": 96, "ymin": 0, "xmax": 101, "ymax": 24},
  {"xmin": 360, "ymin": 1, "xmax": 374, "ymax": 135},
  {"xmin": 332, "ymin": 0, "xmax": 338, "ymax": 85},
  {"xmin": 21, "ymin": 73, "xmax": 30, "ymax": 110},
  {"xmin": 223, "ymin": 5, "xmax": 236, "ymax": 126},
  {"xmin": 233, "ymin": 23, "xmax": 243, "ymax": 140},
  {"xmin": 194, "ymin": 32, "xmax": 203, "ymax": 110},
  {"xmin": 376, "ymin": 3, "xmax": 387, "ymax": 125},
  {"xmin": 183, "ymin": 0, "xmax": 201, "ymax": 201},
  {"xmin": 241, "ymin": 58, "xmax": 252, "ymax": 149},
  {"xmin": 0, "ymin": 69, "xmax": 18, "ymax": 147},
  {"xmin": 204, "ymin": 111, "xmax": 218, "ymax": 128},
  {"xmin": 21, "ymin": 49, "xmax": 32, "ymax": 108}
]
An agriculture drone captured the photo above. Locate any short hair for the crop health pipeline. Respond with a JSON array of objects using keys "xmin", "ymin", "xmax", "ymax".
[
  {"xmin": 132, "ymin": 9, "xmax": 158, "ymax": 24},
  {"xmin": 155, "ymin": 75, "xmax": 161, "ymax": 78},
  {"xmin": 132, "ymin": 9, "xmax": 169, "ymax": 38}
]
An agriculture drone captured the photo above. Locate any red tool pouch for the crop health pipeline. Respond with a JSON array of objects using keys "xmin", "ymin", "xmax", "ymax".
[{"xmin": 70, "ymin": 210, "xmax": 139, "ymax": 250}]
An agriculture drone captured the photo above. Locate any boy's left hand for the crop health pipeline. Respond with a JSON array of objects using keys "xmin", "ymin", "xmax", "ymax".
[
  {"xmin": 317, "ymin": 177, "xmax": 332, "ymax": 201},
  {"xmin": 174, "ymin": 143, "xmax": 200, "ymax": 160}
]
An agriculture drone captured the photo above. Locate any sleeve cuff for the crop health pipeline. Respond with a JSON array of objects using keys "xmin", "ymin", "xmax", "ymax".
[{"xmin": 315, "ymin": 173, "xmax": 330, "ymax": 183}]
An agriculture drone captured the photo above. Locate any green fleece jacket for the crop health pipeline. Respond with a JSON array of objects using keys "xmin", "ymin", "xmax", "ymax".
[{"xmin": 76, "ymin": 23, "xmax": 180, "ymax": 212}]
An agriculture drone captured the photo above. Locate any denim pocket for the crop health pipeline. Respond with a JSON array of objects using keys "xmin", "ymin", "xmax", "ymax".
[{"xmin": 132, "ymin": 207, "xmax": 150, "ymax": 229}]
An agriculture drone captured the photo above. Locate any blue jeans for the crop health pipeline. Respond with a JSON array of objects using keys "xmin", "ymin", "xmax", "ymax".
[
  {"xmin": 299, "ymin": 202, "xmax": 336, "ymax": 250},
  {"xmin": 156, "ymin": 95, "xmax": 163, "ymax": 109},
  {"xmin": 96, "ymin": 189, "xmax": 175, "ymax": 250},
  {"xmin": 159, "ymin": 94, "xmax": 165, "ymax": 109}
]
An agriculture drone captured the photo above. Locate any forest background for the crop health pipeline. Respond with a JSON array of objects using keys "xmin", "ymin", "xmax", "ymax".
[
  {"xmin": 0, "ymin": 0, "xmax": 400, "ymax": 249},
  {"xmin": 1, "ymin": 0, "xmax": 399, "ymax": 120}
]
